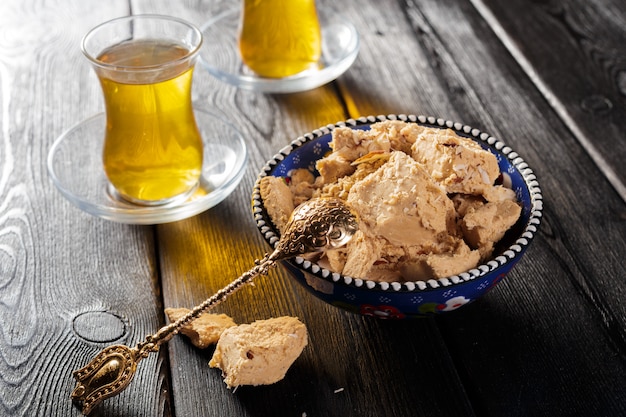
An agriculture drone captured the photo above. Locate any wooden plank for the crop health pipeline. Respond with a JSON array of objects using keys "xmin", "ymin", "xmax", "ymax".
[
  {"xmin": 137, "ymin": 0, "xmax": 478, "ymax": 416},
  {"xmin": 0, "ymin": 1, "xmax": 171, "ymax": 415},
  {"xmin": 470, "ymin": 0, "xmax": 626, "ymax": 201}
]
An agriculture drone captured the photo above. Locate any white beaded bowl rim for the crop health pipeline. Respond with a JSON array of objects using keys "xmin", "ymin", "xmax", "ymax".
[{"xmin": 252, "ymin": 114, "xmax": 543, "ymax": 293}]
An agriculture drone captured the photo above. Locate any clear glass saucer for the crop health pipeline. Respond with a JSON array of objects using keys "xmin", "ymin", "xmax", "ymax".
[
  {"xmin": 47, "ymin": 109, "xmax": 248, "ymax": 225},
  {"xmin": 198, "ymin": 8, "xmax": 360, "ymax": 94}
]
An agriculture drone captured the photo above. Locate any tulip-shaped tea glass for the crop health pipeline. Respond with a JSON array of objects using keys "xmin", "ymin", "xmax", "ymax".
[{"xmin": 82, "ymin": 15, "xmax": 204, "ymax": 205}]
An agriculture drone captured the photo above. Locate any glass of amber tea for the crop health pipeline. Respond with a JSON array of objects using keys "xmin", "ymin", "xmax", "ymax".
[
  {"xmin": 238, "ymin": 0, "xmax": 321, "ymax": 78},
  {"xmin": 82, "ymin": 15, "xmax": 204, "ymax": 206}
]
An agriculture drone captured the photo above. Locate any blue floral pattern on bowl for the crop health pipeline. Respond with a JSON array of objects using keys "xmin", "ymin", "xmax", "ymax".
[{"xmin": 252, "ymin": 114, "xmax": 543, "ymax": 318}]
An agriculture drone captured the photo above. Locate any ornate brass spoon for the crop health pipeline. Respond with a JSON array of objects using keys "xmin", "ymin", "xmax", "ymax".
[{"xmin": 71, "ymin": 197, "xmax": 358, "ymax": 415}]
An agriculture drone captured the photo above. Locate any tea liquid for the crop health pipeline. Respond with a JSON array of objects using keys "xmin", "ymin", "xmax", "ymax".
[
  {"xmin": 239, "ymin": 0, "xmax": 322, "ymax": 78},
  {"xmin": 96, "ymin": 40, "xmax": 203, "ymax": 204}
]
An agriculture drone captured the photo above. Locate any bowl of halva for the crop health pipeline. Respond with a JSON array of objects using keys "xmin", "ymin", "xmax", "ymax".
[{"xmin": 252, "ymin": 114, "xmax": 542, "ymax": 318}]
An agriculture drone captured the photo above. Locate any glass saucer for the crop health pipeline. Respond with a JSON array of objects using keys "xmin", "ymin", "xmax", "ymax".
[
  {"xmin": 47, "ymin": 109, "xmax": 248, "ymax": 225},
  {"xmin": 198, "ymin": 8, "xmax": 360, "ymax": 93}
]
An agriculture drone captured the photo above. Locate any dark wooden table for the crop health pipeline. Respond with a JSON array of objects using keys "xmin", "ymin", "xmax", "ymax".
[{"xmin": 1, "ymin": 0, "xmax": 624, "ymax": 416}]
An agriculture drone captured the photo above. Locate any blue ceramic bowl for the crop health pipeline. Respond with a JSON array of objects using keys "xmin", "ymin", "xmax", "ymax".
[{"xmin": 252, "ymin": 115, "xmax": 543, "ymax": 319}]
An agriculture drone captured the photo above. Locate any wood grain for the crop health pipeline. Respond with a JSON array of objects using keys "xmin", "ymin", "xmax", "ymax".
[{"xmin": 0, "ymin": 1, "xmax": 171, "ymax": 416}]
